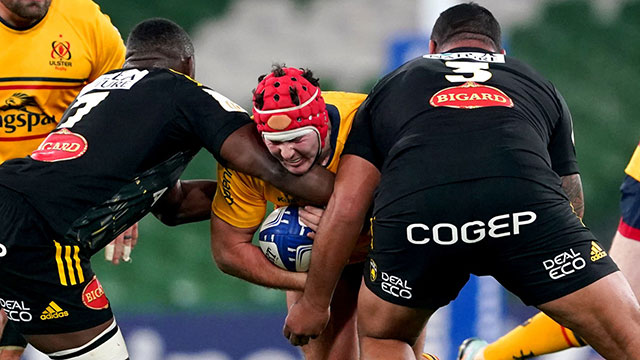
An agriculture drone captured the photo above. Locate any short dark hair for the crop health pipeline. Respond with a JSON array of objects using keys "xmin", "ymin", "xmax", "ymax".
[
  {"xmin": 126, "ymin": 18, "xmax": 194, "ymax": 60},
  {"xmin": 431, "ymin": 2, "xmax": 502, "ymax": 51}
]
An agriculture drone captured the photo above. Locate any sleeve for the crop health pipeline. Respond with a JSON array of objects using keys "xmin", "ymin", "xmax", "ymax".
[
  {"xmin": 87, "ymin": 1, "xmax": 126, "ymax": 81},
  {"xmin": 342, "ymin": 96, "xmax": 383, "ymax": 169},
  {"xmin": 211, "ymin": 163, "xmax": 269, "ymax": 228},
  {"xmin": 175, "ymin": 79, "xmax": 252, "ymax": 164},
  {"xmin": 624, "ymin": 144, "xmax": 640, "ymax": 182},
  {"xmin": 547, "ymin": 89, "xmax": 580, "ymax": 176}
]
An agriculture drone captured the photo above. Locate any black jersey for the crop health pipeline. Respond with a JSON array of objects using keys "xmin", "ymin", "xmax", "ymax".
[
  {"xmin": 0, "ymin": 68, "xmax": 250, "ymax": 253},
  {"xmin": 345, "ymin": 47, "xmax": 578, "ymax": 211}
]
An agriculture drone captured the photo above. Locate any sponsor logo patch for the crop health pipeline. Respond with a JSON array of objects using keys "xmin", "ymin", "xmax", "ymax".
[
  {"xmin": 380, "ymin": 271, "xmax": 413, "ymax": 299},
  {"xmin": 82, "ymin": 276, "xmax": 109, "ymax": 310},
  {"xmin": 0, "ymin": 93, "xmax": 56, "ymax": 138},
  {"xmin": 41, "ymin": 301, "xmax": 69, "ymax": 320},
  {"xmin": 369, "ymin": 259, "xmax": 377, "ymax": 282},
  {"xmin": 590, "ymin": 241, "xmax": 607, "ymax": 261},
  {"xmin": 0, "ymin": 298, "xmax": 32, "ymax": 322},
  {"xmin": 31, "ymin": 129, "xmax": 87, "ymax": 162},
  {"xmin": 429, "ymin": 81, "xmax": 514, "ymax": 109},
  {"xmin": 221, "ymin": 168, "xmax": 235, "ymax": 205},
  {"xmin": 543, "ymin": 248, "xmax": 586, "ymax": 280}
]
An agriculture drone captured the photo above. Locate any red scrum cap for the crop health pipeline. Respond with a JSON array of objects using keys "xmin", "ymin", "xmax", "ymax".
[{"xmin": 252, "ymin": 67, "xmax": 329, "ymax": 150}]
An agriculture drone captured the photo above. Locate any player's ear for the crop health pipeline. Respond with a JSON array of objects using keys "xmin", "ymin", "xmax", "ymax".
[
  {"xmin": 186, "ymin": 55, "xmax": 195, "ymax": 78},
  {"xmin": 428, "ymin": 40, "xmax": 437, "ymax": 54}
]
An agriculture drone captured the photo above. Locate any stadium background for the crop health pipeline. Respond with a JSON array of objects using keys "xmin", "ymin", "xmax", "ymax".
[{"xmin": 21, "ymin": 0, "xmax": 640, "ymax": 358}]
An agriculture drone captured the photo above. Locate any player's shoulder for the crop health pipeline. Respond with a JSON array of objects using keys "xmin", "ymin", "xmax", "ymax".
[
  {"xmin": 51, "ymin": 0, "xmax": 105, "ymax": 21},
  {"xmin": 323, "ymin": 91, "xmax": 367, "ymax": 111}
]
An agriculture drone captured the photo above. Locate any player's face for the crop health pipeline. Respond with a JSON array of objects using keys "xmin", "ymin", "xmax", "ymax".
[
  {"xmin": 0, "ymin": 0, "xmax": 51, "ymax": 23},
  {"xmin": 263, "ymin": 132, "xmax": 319, "ymax": 175}
]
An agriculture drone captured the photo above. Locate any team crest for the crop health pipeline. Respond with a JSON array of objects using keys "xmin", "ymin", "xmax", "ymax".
[
  {"xmin": 82, "ymin": 276, "xmax": 109, "ymax": 310},
  {"xmin": 50, "ymin": 34, "xmax": 72, "ymax": 69},
  {"xmin": 429, "ymin": 81, "xmax": 514, "ymax": 109},
  {"xmin": 31, "ymin": 129, "xmax": 88, "ymax": 162}
]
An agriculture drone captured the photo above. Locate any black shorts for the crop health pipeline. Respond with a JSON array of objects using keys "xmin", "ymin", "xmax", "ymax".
[
  {"xmin": 0, "ymin": 186, "xmax": 113, "ymax": 335},
  {"xmin": 364, "ymin": 177, "xmax": 618, "ymax": 308}
]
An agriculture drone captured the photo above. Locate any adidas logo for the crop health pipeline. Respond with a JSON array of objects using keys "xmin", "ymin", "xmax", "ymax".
[
  {"xmin": 40, "ymin": 301, "xmax": 69, "ymax": 320},
  {"xmin": 590, "ymin": 241, "xmax": 607, "ymax": 262}
]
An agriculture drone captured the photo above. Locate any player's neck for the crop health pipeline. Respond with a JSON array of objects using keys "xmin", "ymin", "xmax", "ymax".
[{"xmin": 0, "ymin": 5, "xmax": 42, "ymax": 28}]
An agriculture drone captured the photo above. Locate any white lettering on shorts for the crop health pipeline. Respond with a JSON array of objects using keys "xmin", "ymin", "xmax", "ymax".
[
  {"xmin": 543, "ymin": 248, "xmax": 586, "ymax": 280},
  {"xmin": 0, "ymin": 244, "xmax": 6, "ymax": 257},
  {"xmin": 380, "ymin": 272, "xmax": 413, "ymax": 299},
  {"xmin": 0, "ymin": 298, "xmax": 33, "ymax": 322},
  {"xmin": 406, "ymin": 211, "xmax": 537, "ymax": 245}
]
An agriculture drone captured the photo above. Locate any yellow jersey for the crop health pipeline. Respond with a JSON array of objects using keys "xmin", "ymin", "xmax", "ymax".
[
  {"xmin": 212, "ymin": 91, "xmax": 366, "ymax": 228},
  {"xmin": 0, "ymin": 0, "xmax": 125, "ymax": 162},
  {"xmin": 625, "ymin": 142, "xmax": 640, "ymax": 181}
]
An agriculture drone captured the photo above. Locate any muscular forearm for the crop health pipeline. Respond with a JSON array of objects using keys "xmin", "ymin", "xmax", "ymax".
[
  {"xmin": 302, "ymin": 155, "xmax": 380, "ymax": 308},
  {"xmin": 561, "ymin": 173, "xmax": 584, "ymax": 218},
  {"xmin": 303, "ymin": 198, "xmax": 363, "ymax": 308},
  {"xmin": 153, "ymin": 180, "xmax": 217, "ymax": 225},
  {"xmin": 215, "ymin": 243, "xmax": 306, "ymax": 291}
]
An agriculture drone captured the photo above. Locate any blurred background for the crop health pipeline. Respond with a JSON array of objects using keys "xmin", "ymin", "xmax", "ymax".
[{"xmin": 23, "ymin": 0, "xmax": 640, "ymax": 358}]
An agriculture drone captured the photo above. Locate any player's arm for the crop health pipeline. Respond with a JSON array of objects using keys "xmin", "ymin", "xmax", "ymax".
[
  {"xmin": 210, "ymin": 214, "xmax": 306, "ymax": 291},
  {"xmin": 284, "ymin": 155, "xmax": 380, "ymax": 345},
  {"xmin": 221, "ymin": 124, "xmax": 334, "ymax": 205},
  {"xmin": 151, "ymin": 180, "xmax": 217, "ymax": 226},
  {"xmin": 550, "ymin": 89, "xmax": 584, "ymax": 218},
  {"xmin": 561, "ymin": 174, "xmax": 584, "ymax": 219}
]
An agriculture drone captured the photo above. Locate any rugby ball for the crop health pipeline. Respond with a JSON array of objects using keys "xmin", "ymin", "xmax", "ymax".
[{"xmin": 258, "ymin": 206, "xmax": 313, "ymax": 272}]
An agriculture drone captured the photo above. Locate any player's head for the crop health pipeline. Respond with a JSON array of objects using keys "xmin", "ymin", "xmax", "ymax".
[
  {"xmin": 124, "ymin": 18, "xmax": 195, "ymax": 78},
  {"xmin": 0, "ymin": 0, "xmax": 52, "ymax": 27},
  {"xmin": 430, "ymin": 2, "xmax": 502, "ymax": 53},
  {"xmin": 252, "ymin": 65, "xmax": 330, "ymax": 175}
]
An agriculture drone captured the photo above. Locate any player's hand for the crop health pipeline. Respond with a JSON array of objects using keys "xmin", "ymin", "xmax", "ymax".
[
  {"xmin": 283, "ymin": 296, "xmax": 330, "ymax": 346},
  {"xmin": 104, "ymin": 223, "xmax": 138, "ymax": 264},
  {"xmin": 299, "ymin": 206, "xmax": 324, "ymax": 239},
  {"xmin": 0, "ymin": 309, "xmax": 7, "ymax": 338}
]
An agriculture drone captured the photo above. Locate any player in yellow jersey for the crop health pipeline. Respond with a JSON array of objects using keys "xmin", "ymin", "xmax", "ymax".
[
  {"xmin": 458, "ymin": 142, "xmax": 640, "ymax": 360},
  {"xmin": 0, "ymin": 0, "xmax": 126, "ymax": 358},
  {"xmin": 0, "ymin": 0, "xmax": 125, "ymax": 162},
  {"xmin": 211, "ymin": 65, "xmax": 434, "ymax": 359}
]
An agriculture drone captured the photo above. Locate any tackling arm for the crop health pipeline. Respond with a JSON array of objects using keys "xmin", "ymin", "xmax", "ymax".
[
  {"xmin": 561, "ymin": 174, "xmax": 584, "ymax": 219},
  {"xmin": 210, "ymin": 214, "xmax": 306, "ymax": 291},
  {"xmin": 284, "ymin": 155, "xmax": 380, "ymax": 345},
  {"xmin": 220, "ymin": 124, "xmax": 334, "ymax": 205},
  {"xmin": 152, "ymin": 180, "xmax": 217, "ymax": 226}
]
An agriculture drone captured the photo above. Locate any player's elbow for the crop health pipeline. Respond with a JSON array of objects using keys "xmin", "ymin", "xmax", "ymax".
[{"xmin": 211, "ymin": 248, "xmax": 240, "ymax": 276}]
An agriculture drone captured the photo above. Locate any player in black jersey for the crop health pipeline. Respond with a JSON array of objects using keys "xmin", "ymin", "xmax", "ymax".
[
  {"xmin": 0, "ymin": 18, "xmax": 334, "ymax": 359},
  {"xmin": 284, "ymin": 3, "xmax": 640, "ymax": 359}
]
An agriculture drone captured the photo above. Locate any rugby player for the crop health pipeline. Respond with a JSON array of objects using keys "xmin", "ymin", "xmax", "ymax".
[
  {"xmin": 458, "ymin": 141, "xmax": 640, "ymax": 359},
  {"xmin": 283, "ymin": 3, "xmax": 640, "ymax": 359},
  {"xmin": 0, "ymin": 0, "xmax": 127, "ymax": 356},
  {"xmin": 0, "ymin": 18, "xmax": 333, "ymax": 359},
  {"xmin": 210, "ymin": 65, "xmax": 435, "ymax": 359}
]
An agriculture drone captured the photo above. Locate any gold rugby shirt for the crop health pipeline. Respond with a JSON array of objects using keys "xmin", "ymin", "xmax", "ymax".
[{"xmin": 0, "ymin": 0, "xmax": 125, "ymax": 162}]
